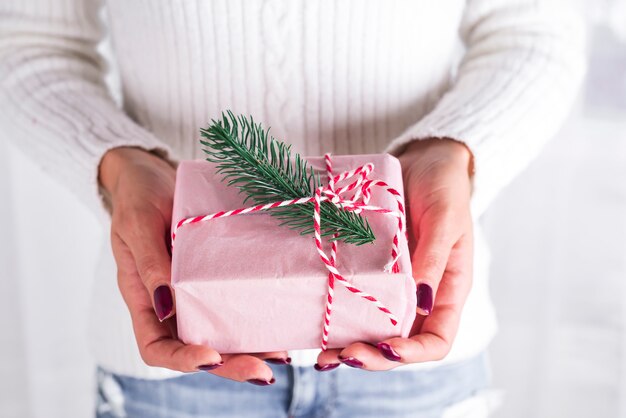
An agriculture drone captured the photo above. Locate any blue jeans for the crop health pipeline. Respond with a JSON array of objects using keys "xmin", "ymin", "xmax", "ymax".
[{"xmin": 96, "ymin": 354, "xmax": 490, "ymax": 418}]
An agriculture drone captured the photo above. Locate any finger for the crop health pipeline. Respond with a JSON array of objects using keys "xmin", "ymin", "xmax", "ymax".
[
  {"xmin": 210, "ymin": 354, "xmax": 275, "ymax": 384},
  {"xmin": 349, "ymin": 316, "xmax": 426, "ymax": 369},
  {"xmin": 337, "ymin": 342, "xmax": 402, "ymax": 371},
  {"xmin": 118, "ymin": 209, "xmax": 175, "ymax": 321},
  {"xmin": 315, "ymin": 348, "xmax": 342, "ymax": 371},
  {"xmin": 112, "ymin": 235, "xmax": 221, "ymax": 373},
  {"xmin": 378, "ymin": 302, "xmax": 461, "ymax": 364},
  {"xmin": 317, "ymin": 343, "xmax": 409, "ymax": 372},
  {"xmin": 411, "ymin": 210, "xmax": 455, "ymax": 316},
  {"xmin": 376, "ymin": 234, "xmax": 473, "ymax": 364},
  {"xmin": 316, "ymin": 344, "xmax": 401, "ymax": 372},
  {"xmin": 253, "ymin": 351, "xmax": 292, "ymax": 365},
  {"xmin": 130, "ymin": 300, "xmax": 223, "ymax": 372}
]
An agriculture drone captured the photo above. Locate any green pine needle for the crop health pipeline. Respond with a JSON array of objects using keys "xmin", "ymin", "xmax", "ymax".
[{"xmin": 200, "ymin": 111, "xmax": 375, "ymax": 245}]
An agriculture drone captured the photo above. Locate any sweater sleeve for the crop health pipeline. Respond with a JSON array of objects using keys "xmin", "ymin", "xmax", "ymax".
[
  {"xmin": 385, "ymin": 0, "xmax": 586, "ymax": 217},
  {"xmin": 0, "ymin": 0, "xmax": 172, "ymax": 216}
]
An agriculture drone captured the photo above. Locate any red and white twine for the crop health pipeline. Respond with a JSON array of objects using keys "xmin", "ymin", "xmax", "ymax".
[{"xmin": 172, "ymin": 154, "xmax": 407, "ymax": 351}]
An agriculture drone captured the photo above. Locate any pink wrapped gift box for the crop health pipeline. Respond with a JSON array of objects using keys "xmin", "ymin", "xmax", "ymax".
[{"xmin": 171, "ymin": 154, "xmax": 416, "ymax": 353}]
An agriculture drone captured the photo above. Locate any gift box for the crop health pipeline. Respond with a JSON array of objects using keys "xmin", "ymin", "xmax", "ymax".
[{"xmin": 171, "ymin": 153, "xmax": 416, "ymax": 353}]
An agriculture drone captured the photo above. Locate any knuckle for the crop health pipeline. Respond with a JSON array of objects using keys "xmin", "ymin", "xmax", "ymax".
[
  {"xmin": 421, "ymin": 252, "xmax": 445, "ymax": 273},
  {"xmin": 432, "ymin": 216, "xmax": 455, "ymax": 240},
  {"xmin": 426, "ymin": 205, "xmax": 466, "ymax": 237},
  {"xmin": 139, "ymin": 346, "xmax": 157, "ymax": 367},
  {"xmin": 112, "ymin": 206, "xmax": 134, "ymax": 230},
  {"xmin": 433, "ymin": 337, "xmax": 452, "ymax": 361},
  {"xmin": 137, "ymin": 256, "xmax": 167, "ymax": 285},
  {"xmin": 114, "ymin": 206, "xmax": 162, "ymax": 238},
  {"xmin": 436, "ymin": 204, "xmax": 457, "ymax": 221},
  {"xmin": 428, "ymin": 197, "xmax": 454, "ymax": 217},
  {"xmin": 435, "ymin": 345, "xmax": 451, "ymax": 361}
]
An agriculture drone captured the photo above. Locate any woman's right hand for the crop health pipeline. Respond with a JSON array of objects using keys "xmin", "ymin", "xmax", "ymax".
[{"xmin": 99, "ymin": 146, "xmax": 287, "ymax": 385}]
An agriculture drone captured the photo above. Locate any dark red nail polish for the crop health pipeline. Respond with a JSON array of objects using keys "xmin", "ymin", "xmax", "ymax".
[
  {"xmin": 247, "ymin": 377, "xmax": 276, "ymax": 386},
  {"xmin": 338, "ymin": 356, "xmax": 364, "ymax": 369},
  {"xmin": 153, "ymin": 285, "xmax": 174, "ymax": 321},
  {"xmin": 197, "ymin": 362, "xmax": 223, "ymax": 371},
  {"xmin": 377, "ymin": 342, "xmax": 402, "ymax": 361},
  {"xmin": 314, "ymin": 363, "xmax": 340, "ymax": 372},
  {"xmin": 266, "ymin": 357, "xmax": 292, "ymax": 365},
  {"xmin": 416, "ymin": 283, "xmax": 433, "ymax": 315}
]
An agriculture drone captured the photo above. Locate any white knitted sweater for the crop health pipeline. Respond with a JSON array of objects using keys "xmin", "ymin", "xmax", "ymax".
[{"xmin": 0, "ymin": 0, "xmax": 584, "ymax": 379}]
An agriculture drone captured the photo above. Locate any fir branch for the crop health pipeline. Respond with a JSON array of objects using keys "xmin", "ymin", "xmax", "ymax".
[{"xmin": 200, "ymin": 111, "xmax": 375, "ymax": 245}]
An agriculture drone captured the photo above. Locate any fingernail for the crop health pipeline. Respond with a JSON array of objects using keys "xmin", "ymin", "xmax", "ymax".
[
  {"xmin": 338, "ymin": 356, "xmax": 364, "ymax": 369},
  {"xmin": 247, "ymin": 377, "xmax": 276, "ymax": 386},
  {"xmin": 197, "ymin": 361, "xmax": 223, "ymax": 371},
  {"xmin": 376, "ymin": 342, "xmax": 402, "ymax": 361},
  {"xmin": 266, "ymin": 357, "xmax": 292, "ymax": 365},
  {"xmin": 314, "ymin": 363, "xmax": 340, "ymax": 372},
  {"xmin": 153, "ymin": 285, "xmax": 173, "ymax": 321},
  {"xmin": 416, "ymin": 283, "xmax": 433, "ymax": 315}
]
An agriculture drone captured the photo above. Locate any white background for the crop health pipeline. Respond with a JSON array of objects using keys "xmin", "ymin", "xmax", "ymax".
[{"xmin": 1, "ymin": 2, "xmax": 625, "ymax": 417}]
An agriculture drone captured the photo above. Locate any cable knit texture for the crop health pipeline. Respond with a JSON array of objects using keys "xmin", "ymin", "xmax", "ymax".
[{"xmin": 0, "ymin": 0, "xmax": 585, "ymax": 379}]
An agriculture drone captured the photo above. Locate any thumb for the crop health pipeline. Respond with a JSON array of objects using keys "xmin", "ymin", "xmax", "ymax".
[
  {"xmin": 411, "ymin": 213, "xmax": 454, "ymax": 316},
  {"xmin": 124, "ymin": 211, "xmax": 175, "ymax": 322}
]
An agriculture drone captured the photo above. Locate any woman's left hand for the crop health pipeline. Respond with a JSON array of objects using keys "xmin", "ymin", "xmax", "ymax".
[{"xmin": 316, "ymin": 138, "xmax": 474, "ymax": 370}]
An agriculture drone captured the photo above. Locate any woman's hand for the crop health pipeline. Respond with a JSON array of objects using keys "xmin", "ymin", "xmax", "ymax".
[
  {"xmin": 315, "ymin": 138, "xmax": 474, "ymax": 370},
  {"xmin": 99, "ymin": 147, "xmax": 287, "ymax": 384}
]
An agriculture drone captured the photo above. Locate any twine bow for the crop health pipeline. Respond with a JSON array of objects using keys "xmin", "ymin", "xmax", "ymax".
[{"xmin": 172, "ymin": 154, "xmax": 407, "ymax": 351}]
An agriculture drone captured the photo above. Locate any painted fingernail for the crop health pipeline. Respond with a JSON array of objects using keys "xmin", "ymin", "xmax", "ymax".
[
  {"xmin": 197, "ymin": 361, "xmax": 223, "ymax": 371},
  {"xmin": 153, "ymin": 285, "xmax": 174, "ymax": 321},
  {"xmin": 377, "ymin": 342, "xmax": 402, "ymax": 362},
  {"xmin": 314, "ymin": 363, "xmax": 340, "ymax": 372},
  {"xmin": 266, "ymin": 357, "xmax": 292, "ymax": 365},
  {"xmin": 416, "ymin": 283, "xmax": 433, "ymax": 315},
  {"xmin": 338, "ymin": 356, "xmax": 364, "ymax": 369},
  {"xmin": 247, "ymin": 377, "xmax": 276, "ymax": 386}
]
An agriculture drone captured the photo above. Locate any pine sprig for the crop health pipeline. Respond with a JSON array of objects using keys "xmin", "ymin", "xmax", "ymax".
[{"xmin": 200, "ymin": 111, "xmax": 375, "ymax": 245}]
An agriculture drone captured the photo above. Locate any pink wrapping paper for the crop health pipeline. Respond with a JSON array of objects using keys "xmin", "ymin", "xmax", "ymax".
[{"xmin": 171, "ymin": 154, "xmax": 416, "ymax": 353}]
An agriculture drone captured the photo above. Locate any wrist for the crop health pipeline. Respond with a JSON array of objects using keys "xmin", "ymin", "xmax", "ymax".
[
  {"xmin": 98, "ymin": 146, "xmax": 159, "ymax": 196},
  {"xmin": 399, "ymin": 138, "xmax": 474, "ymax": 179}
]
